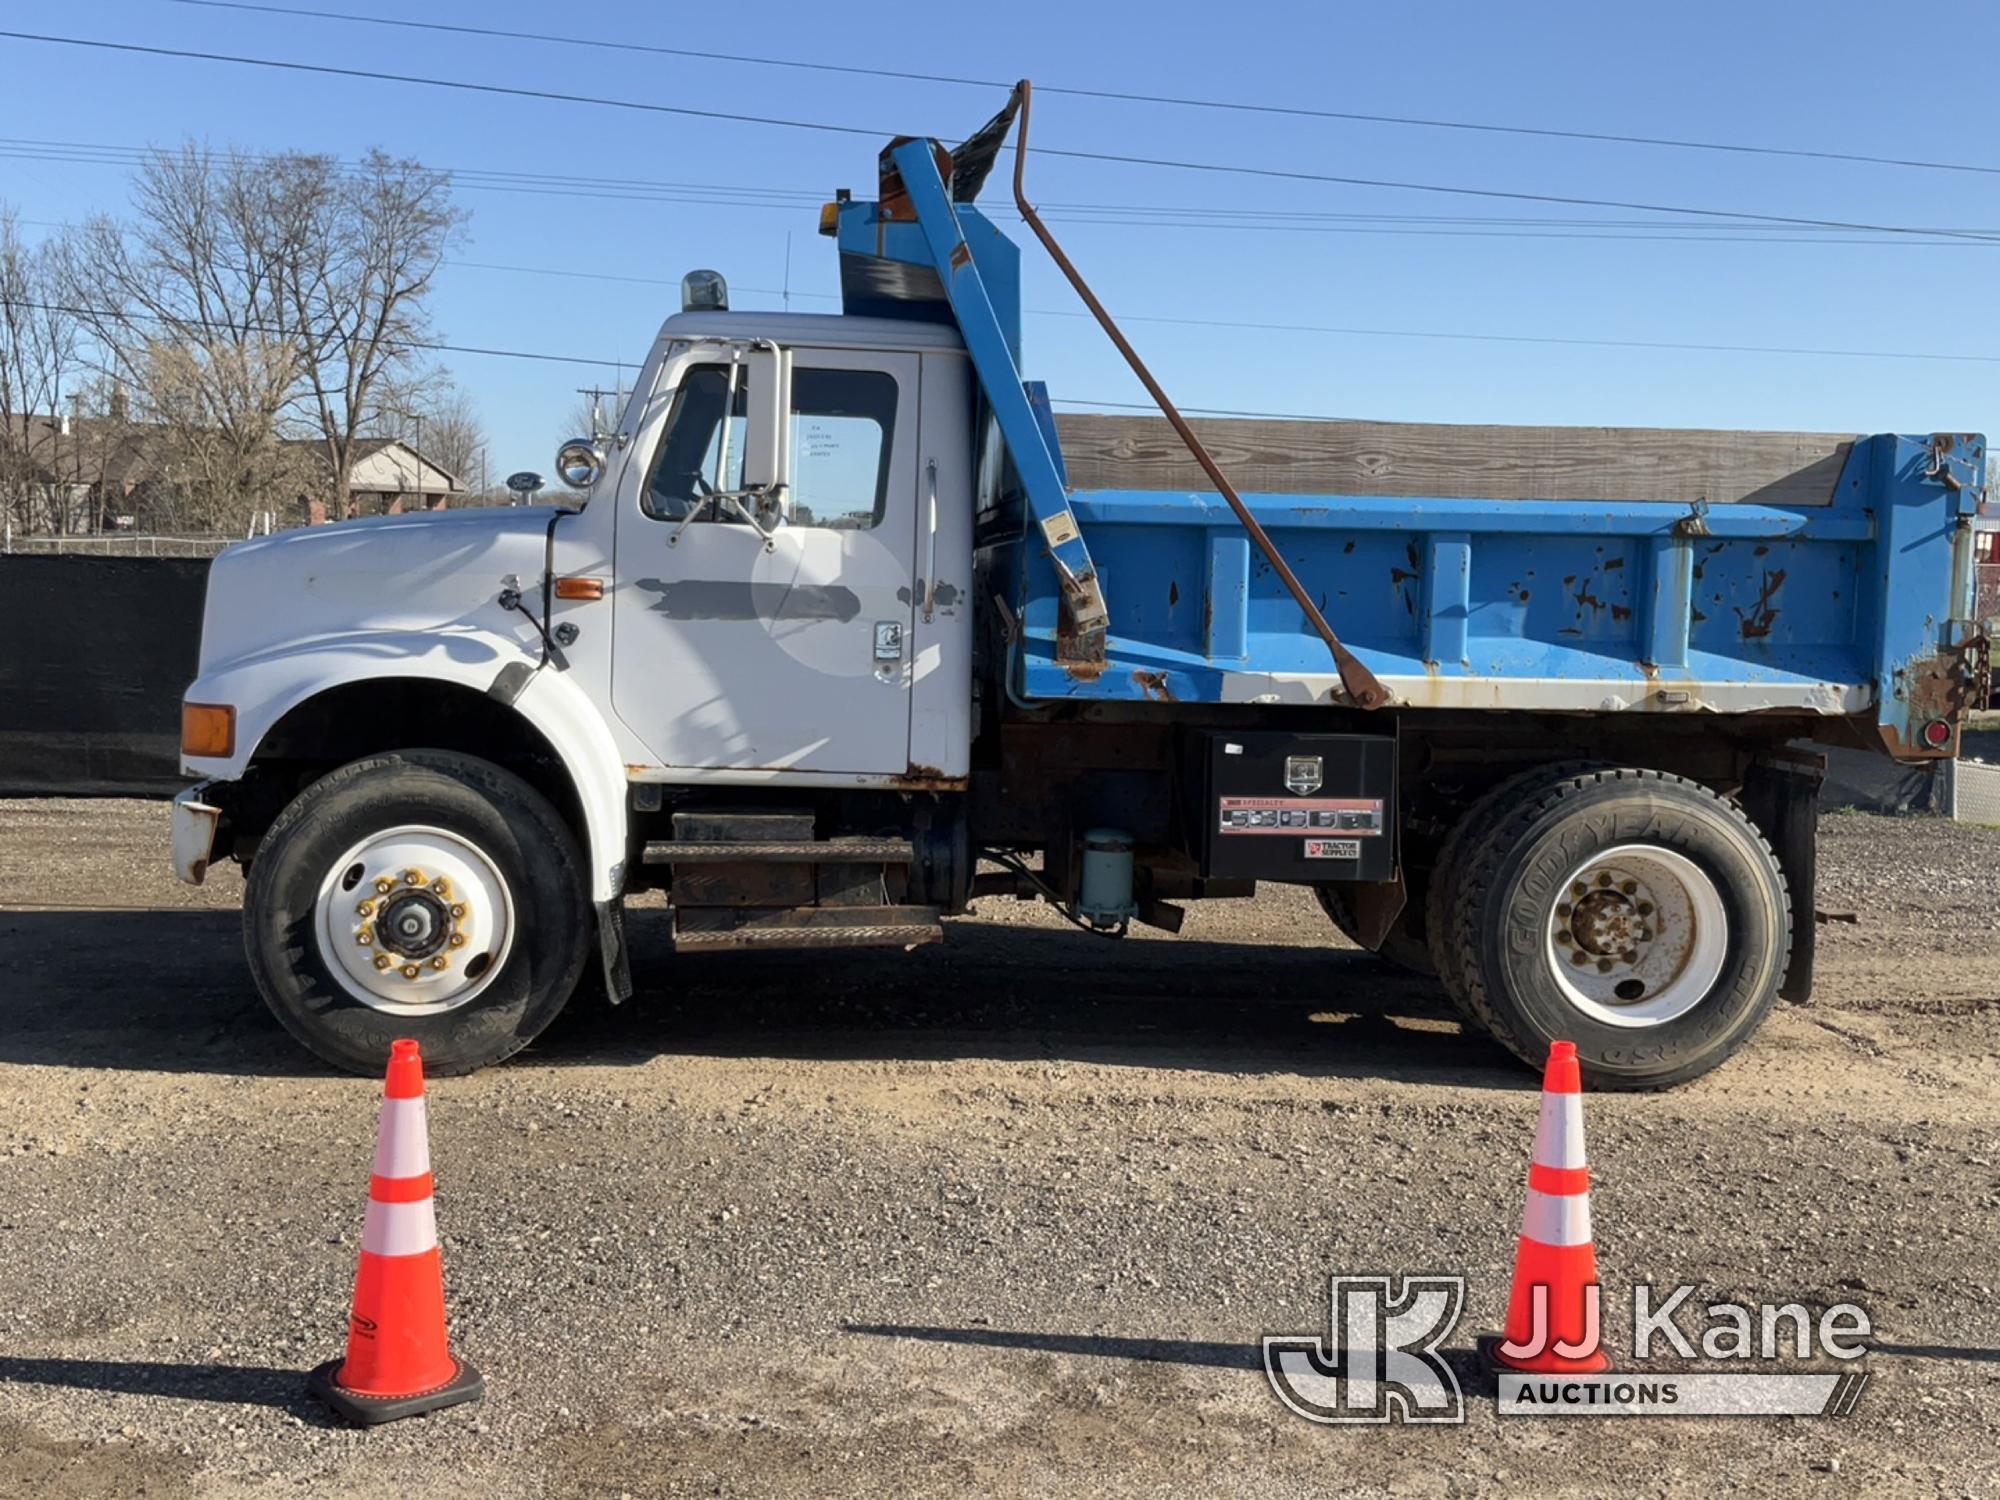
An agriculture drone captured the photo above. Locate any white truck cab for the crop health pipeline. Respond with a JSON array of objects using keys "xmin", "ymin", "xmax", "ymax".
[{"xmin": 174, "ymin": 292, "xmax": 978, "ymax": 1074}]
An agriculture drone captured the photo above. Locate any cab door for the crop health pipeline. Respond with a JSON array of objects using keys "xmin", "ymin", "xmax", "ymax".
[{"xmin": 610, "ymin": 343, "xmax": 920, "ymax": 776}]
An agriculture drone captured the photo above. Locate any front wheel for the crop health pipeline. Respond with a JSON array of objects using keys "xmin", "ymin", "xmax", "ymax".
[
  {"xmin": 243, "ymin": 750, "xmax": 592, "ymax": 1076},
  {"xmin": 1443, "ymin": 768, "xmax": 1789, "ymax": 1090}
]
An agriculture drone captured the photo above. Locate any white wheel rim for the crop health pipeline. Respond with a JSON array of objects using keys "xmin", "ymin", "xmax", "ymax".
[
  {"xmin": 314, "ymin": 824, "xmax": 516, "ymax": 1016},
  {"xmin": 1544, "ymin": 844, "xmax": 1727, "ymax": 1029}
]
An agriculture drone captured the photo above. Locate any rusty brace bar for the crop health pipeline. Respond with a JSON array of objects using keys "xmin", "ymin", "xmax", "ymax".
[{"xmin": 1005, "ymin": 80, "xmax": 1389, "ymax": 711}]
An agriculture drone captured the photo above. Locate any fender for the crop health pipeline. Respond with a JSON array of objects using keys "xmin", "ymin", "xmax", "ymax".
[{"xmin": 182, "ymin": 630, "xmax": 629, "ymax": 903}]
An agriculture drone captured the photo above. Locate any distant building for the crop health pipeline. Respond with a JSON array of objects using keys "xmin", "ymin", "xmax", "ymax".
[
  {"xmin": 1, "ymin": 412, "xmax": 461, "ymax": 531},
  {"xmin": 299, "ymin": 439, "xmax": 461, "ymax": 523}
]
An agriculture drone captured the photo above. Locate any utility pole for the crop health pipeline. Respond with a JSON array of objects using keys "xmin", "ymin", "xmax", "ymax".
[{"xmin": 575, "ymin": 385, "xmax": 623, "ymax": 440}]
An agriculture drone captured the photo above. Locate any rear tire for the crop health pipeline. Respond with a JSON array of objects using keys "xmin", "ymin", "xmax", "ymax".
[
  {"xmin": 1445, "ymin": 767, "xmax": 1788, "ymax": 1090},
  {"xmin": 243, "ymin": 750, "xmax": 592, "ymax": 1076},
  {"xmin": 1425, "ymin": 762, "xmax": 1608, "ymax": 1034}
]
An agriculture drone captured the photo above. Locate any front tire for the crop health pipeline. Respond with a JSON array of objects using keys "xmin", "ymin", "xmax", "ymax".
[
  {"xmin": 1445, "ymin": 768, "xmax": 1789, "ymax": 1090},
  {"xmin": 243, "ymin": 751, "xmax": 592, "ymax": 1076}
]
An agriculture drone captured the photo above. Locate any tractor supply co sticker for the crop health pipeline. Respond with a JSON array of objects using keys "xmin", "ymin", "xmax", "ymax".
[
  {"xmin": 1040, "ymin": 509, "xmax": 1080, "ymax": 548},
  {"xmin": 1304, "ymin": 838, "xmax": 1363, "ymax": 861},
  {"xmin": 1218, "ymin": 797, "xmax": 1386, "ymax": 836}
]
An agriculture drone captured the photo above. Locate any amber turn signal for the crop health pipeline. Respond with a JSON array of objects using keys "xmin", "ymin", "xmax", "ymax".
[
  {"xmin": 181, "ymin": 702, "xmax": 236, "ymax": 758},
  {"xmin": 554, "ymin": 576, "xmax": 605, "ymax": 601}
]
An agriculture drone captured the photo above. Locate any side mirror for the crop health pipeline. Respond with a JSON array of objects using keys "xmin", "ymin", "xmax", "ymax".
[
  {"xmin": 739, "ymin": 342, "xmax": 791, "ymax": 510},
  {"xmin": 555, "ymin": 437, "xmax": 604, "ymax": 491}
]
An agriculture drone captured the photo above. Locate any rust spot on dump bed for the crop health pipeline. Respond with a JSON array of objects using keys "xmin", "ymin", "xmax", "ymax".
[
  {"xmin": 1735, "ymin": 569, "xmax": 1787, "ymax": 640},
  {"xmin": 1132, "ymin": 669, "xmax": 1175, "ymax": 702}
]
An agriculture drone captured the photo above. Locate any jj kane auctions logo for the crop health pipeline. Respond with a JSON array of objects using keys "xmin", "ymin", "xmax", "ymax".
[{"xmin": 1265, "ymin": 1276, "xmax": 1872, "ymax": 1422}]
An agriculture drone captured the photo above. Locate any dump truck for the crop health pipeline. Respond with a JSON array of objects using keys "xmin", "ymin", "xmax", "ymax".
[{"xmin": 170, "ymin": 85, "xmax": 1987, "ymax": 1087}]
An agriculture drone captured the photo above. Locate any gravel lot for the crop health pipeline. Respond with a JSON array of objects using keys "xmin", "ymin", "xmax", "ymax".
[{"xmin": 1, "ymin": 800, "xmax": 1996, "ymax": 1498}]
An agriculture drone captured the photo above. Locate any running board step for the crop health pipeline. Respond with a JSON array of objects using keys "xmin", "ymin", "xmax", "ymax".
[
  {"xmin": 643, "ymin": 838, "xmax": 914, "ymax": 866},
  {"xmin": 672, "ymin": 904, "xmax": 943, "ymax": 953}
]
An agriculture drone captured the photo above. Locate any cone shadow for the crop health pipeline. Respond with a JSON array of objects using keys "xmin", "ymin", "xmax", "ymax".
[{"xmin": 0, "ymin": 1356, "xmax": 336, "ymax": 1423}]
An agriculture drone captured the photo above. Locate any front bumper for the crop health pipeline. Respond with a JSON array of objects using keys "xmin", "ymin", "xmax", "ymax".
[{"xmin": 171, "ymin": 783, "xmax": 222, "ymax": 885}]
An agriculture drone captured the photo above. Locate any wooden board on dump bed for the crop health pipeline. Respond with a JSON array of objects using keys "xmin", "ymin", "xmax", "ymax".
[{"xmin": 1052, "ymin": 413, "xmax": 1857, "ymax": 508}]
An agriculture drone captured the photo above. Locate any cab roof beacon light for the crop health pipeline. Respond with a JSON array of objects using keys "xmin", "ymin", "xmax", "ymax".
[{"xmin": 681, "ymin": 269, "xmax": 728, "ymax": 313}]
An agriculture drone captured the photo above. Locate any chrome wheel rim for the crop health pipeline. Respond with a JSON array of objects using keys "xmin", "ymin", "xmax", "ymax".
[
  {"xmin": 1544, "ymin": 844, "xmax": 1726, "ymax": 1028},
  {"xmin": 314, "ymin": 824, "xmax": 516, "ymax": 1015}
]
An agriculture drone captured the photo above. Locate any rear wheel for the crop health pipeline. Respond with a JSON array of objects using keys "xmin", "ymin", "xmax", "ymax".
[
  {"xmin": 243, "ymin": 750, "xmax": 592, "ymax": 1076},
  {"xmin": 1444, "ymin": 767, "xmax": 1788, "ymax": 1090}
]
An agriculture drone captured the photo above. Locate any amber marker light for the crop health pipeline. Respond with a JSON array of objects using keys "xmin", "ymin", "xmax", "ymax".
[{"xmin": 181, "ymin": 702, "xmax": 236, "ymax": 758}]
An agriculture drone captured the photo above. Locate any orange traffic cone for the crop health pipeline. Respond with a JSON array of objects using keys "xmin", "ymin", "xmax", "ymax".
[
  {"xmin": 1483, "ymin": 1040, "xmax": 1612, "ymax": 1374},
  {"xmin": 308, "ymin": 1039, "xmax": 484, "ymax": 1424}
]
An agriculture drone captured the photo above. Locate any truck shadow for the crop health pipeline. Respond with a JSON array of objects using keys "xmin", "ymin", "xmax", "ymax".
[
  {"xmin": 0, "ymin": 907, "xmax": 1528, "ymax": 1090},
  {"xmin": 536, "ymin": 909, "xmax": 1528, "ymax": 1089}
]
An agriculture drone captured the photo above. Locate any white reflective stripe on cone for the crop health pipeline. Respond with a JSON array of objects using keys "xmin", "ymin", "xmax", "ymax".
[
  {"xmin": 1533, "ymin": 1091, "xmax": 1587, "ymax": 1170},
  {"xmin": 1520, "ymin": 1186, "xmax": 1593, "ymax": 1247},
  {"xmin": 371, "ymin": 1097, "xmax": 432, "ymax": 1181},
  {"xmin": 361, "ymin": 1195, "xmax": 439, "ymax": 1258}
]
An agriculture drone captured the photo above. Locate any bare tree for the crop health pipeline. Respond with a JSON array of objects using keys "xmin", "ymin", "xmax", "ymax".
[
  {"xmin": 374, "ymin": 377, "xmax": 486, "ymax": 496},
  {"xmin": 0, "ymin": 208, "xmax": 81, "ymax": 533},
  {"xmin": 271, "ymin": 150, "xmax": 466, "ymax": 515},
  {"xmin": 57, "ymin": 143, "xmax": 464, "ymax": 531},
  {"xmin": 58, "ymin": 146, "xmax": 306, "ymax": 533}
]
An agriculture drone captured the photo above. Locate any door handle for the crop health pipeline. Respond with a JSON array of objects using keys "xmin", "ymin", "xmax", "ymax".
[{"xmin": 923, "ymin": 458, "xmax": 938, "ymax": 623}]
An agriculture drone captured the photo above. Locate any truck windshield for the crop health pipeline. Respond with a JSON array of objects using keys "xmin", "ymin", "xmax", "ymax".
[{"xmin": 644, "ymin": 364, "xmax": 746, "ymax": 520}]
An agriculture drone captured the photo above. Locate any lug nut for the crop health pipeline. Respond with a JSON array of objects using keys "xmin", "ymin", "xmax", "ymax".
[
  {"xmin": 1556, "ymin": 927, "xmax": 1573, "ymax": 944},
  {"xmin": 1622, "ymin": 948, "xmax": 1639, "ymax": 963},
  {"xmin": 448, "ymin": 932, "xmax": 466, "ymax": 948},
  {"xmin": 356, "ymin": 899, "xmax": 375, "ymax": 917},
  {"xmin": 1571, "ymin": 882, "xmax": 1587, "ymax": 897},
  {"xmin": 1596, "ymin": 957, "xmax": 1614, "ymax": 972},
  {"xmin": 374, "ymin": 878, "xmax": 395, "ymax": 895},
  {"xmin": 1570, "ymin": 950, "xmax": 1590, "ymax": 966},
  {"xmin": 401, "ymin": 964, "xmax": 420, "ymax": 979},
  {"xmin": 404, "ymin": 869, "xmax": 426, "ymax": 886},
  {"xmin": 356, "ymin": 928, "xmax": 373, "ymax": 946},
  {"xmin": 1596, "ymin": 872, "xmax": 1613, "ymax": 888},
  {"xmin": 430, "ymin": 955, "xmax": 450, "ymax": 971},
  {"xmin": 373, "ymin": 953, "xmax": 392, "ymax": 970},
  {"xmin": 449, "ymin": 904, "xmax": 466, "ymax": 919},
  {"xmin": 1556, "ymin": 902, "xmax": 1572, "ymax": 918},
  {"xmin": 1620, "ymin": 879, "xmax": 1638, "ymax": 895},
  {"xmin": 432, "ymin": 878, "xmax": 450, "ymax": 897},
  {"xmin": 1637, "ymin": 901, "xmax": 1654, "ymax": 916}
]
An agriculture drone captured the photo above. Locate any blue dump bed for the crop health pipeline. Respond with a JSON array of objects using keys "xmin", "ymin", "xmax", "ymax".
[
  {"xmin": 1012, "ymin": 421, "xmax": 1982, "ymax": 751},
  {"xmin": 829, "ymin": 135, "xmax": 1986, "ymax": 759}
]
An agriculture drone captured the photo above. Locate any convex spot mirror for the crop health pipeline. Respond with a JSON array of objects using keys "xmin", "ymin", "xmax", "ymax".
[{"xmin": 555, "ymin": 437, "xmax": 604, "ymax": 491}]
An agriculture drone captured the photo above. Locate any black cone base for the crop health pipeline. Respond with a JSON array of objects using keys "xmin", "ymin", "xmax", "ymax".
[{"xmin": 307, "ymin": 1355, "xmax": 485, "ymax": 1425}]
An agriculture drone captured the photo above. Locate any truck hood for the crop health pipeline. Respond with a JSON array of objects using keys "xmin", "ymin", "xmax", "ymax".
[{"xmin": 197, "ymin": 506, "xmax": 565, "ymax": 672}]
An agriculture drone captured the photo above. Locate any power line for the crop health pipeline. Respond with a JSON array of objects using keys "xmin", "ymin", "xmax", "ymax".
[
  {"xmin": 4, "ymin": 32, "xmax": 1997, "ymax": 245},
  {"xmin": 164, "ymin": 0, "xmax": 2000, "ymax": 181},
  {"xmin": 438, "ymin": 258, "xmax": 2000, "ymax": 367},
  {"xmin": 17, "ymin": 299, "xmax": 628, "ymax": 368},
  {"xmin": 16, "ymin": 134, "xmax": 2000, "ymax": 253}
]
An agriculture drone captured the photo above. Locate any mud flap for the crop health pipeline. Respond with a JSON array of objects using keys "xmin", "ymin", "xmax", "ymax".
[
  {"xmin": 1741, "ymin": 758, "xmax": 1822, "ymax": 1004},
  {"xmin": 596, "ymin": 898, "xmax": 633, "ymax": 1004}
]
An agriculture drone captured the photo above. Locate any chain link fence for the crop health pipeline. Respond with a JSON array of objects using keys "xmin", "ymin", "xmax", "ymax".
[{"xmin": 1, "ymin": 532, "xmax": 237, "ymax": 558}]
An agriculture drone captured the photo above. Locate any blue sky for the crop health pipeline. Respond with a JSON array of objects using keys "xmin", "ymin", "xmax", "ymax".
[{"xmin": 5, "ymin": 0, "xmax": 1999, "ymax": 483}]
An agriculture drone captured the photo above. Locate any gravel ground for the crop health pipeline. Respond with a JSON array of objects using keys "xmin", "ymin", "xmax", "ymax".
[{"xmin": 0, "ymin": 800, "xmax": 1996, "ymax": 1498}]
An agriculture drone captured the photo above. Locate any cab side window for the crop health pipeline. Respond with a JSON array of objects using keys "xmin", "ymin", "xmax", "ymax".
[
  {"xmin": 787, "ymin": 369, "xmax": 896, "ymax": 531},
  {"xmin": 640, "ymin": 361, "xmax": 897, "ymax": 529}
]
